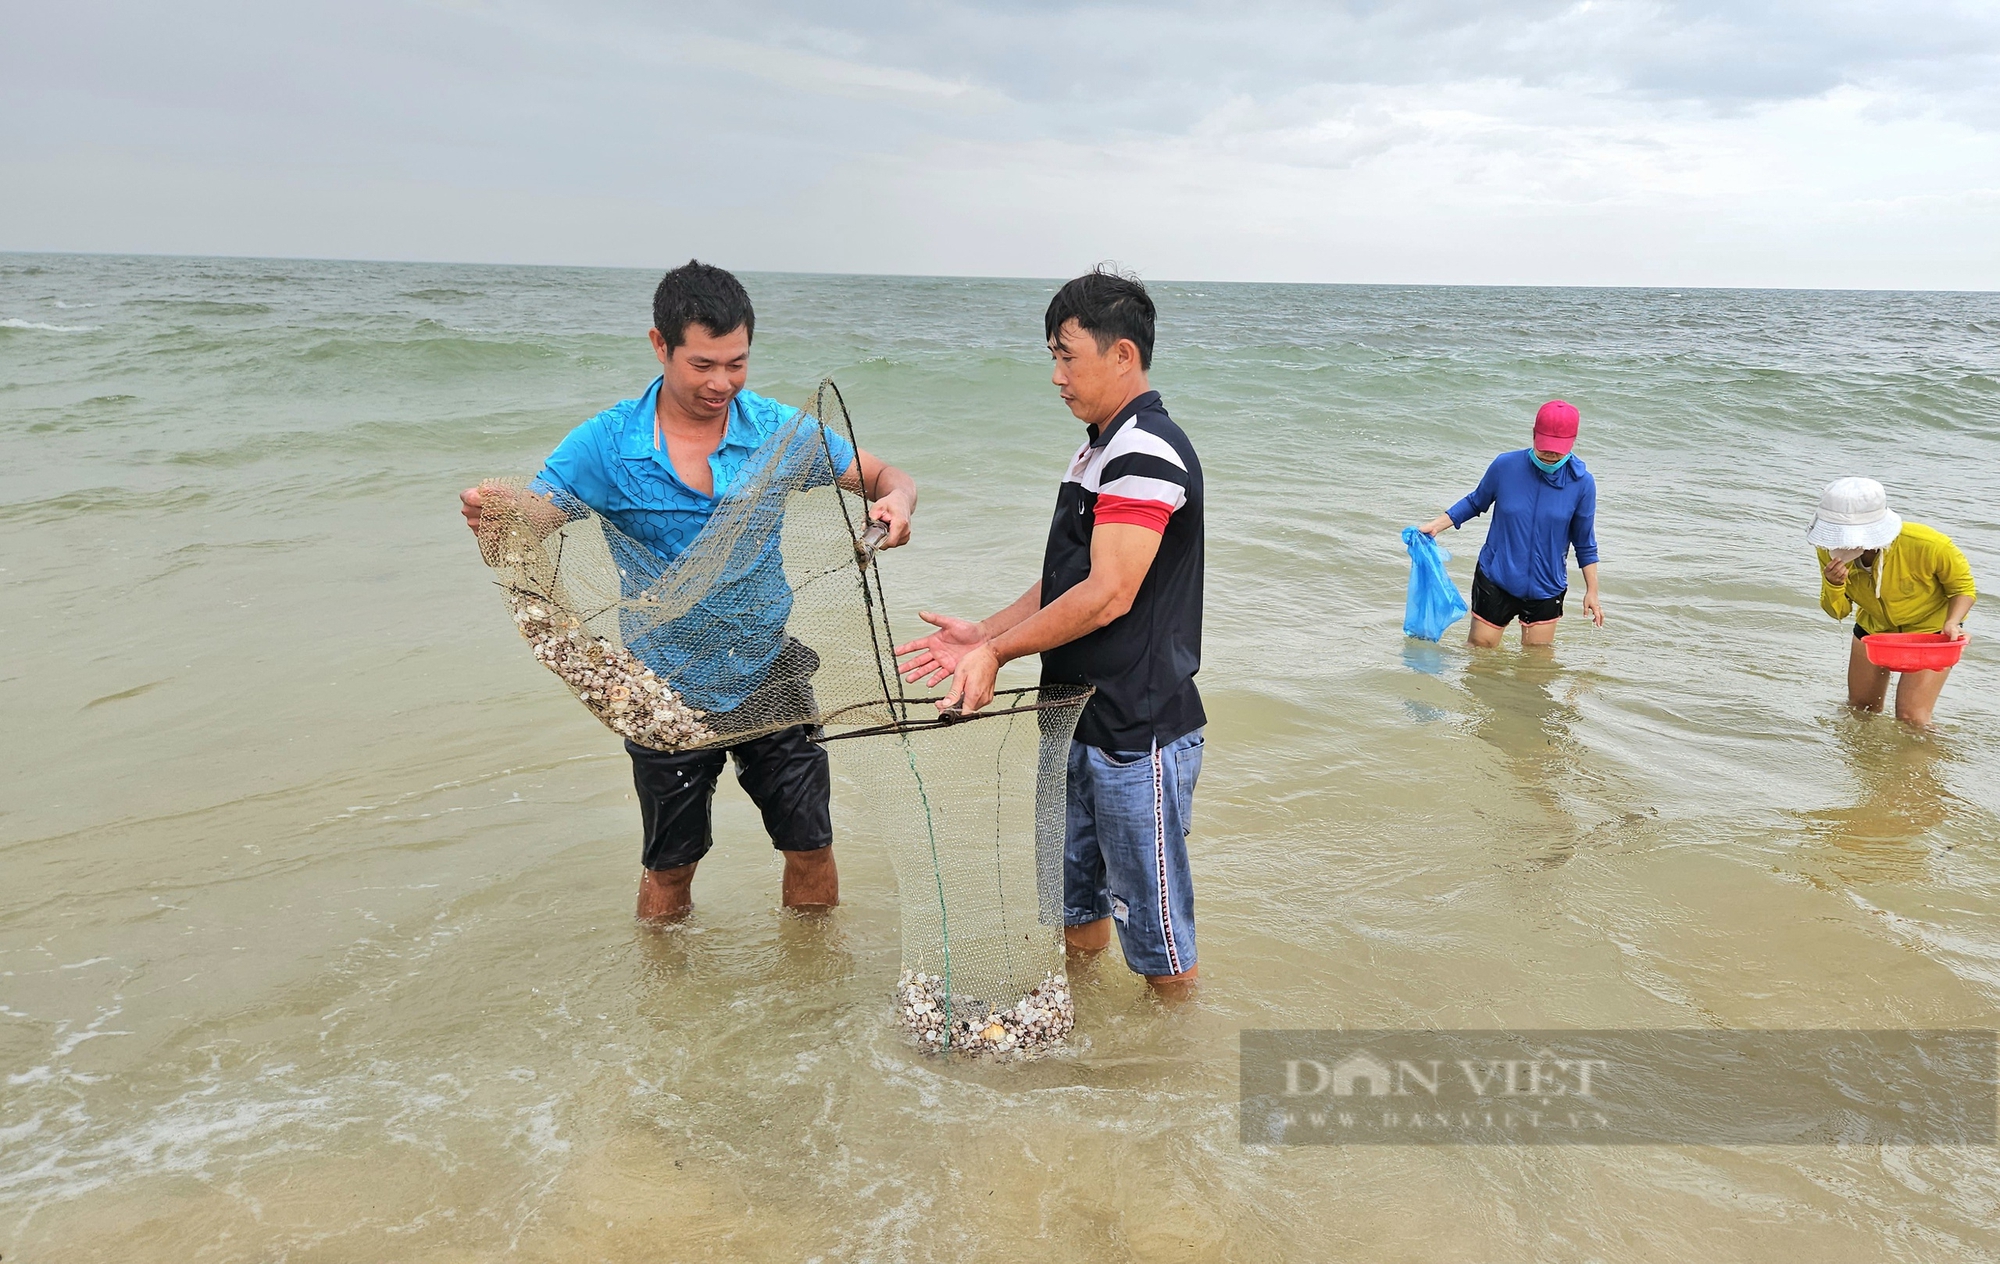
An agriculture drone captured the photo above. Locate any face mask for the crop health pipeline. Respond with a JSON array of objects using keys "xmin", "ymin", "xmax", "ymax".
[
  {"xmin": 1529, "ymin": 450, "xmax": 1571, "ymax": 474},
  {"xmin": 1829, "ymin": 547, "xmax": 1865, "ymax": 563}
]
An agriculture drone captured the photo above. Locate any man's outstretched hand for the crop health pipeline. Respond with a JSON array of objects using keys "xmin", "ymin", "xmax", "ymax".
[
  {"xmin": 939, "ymin": 643, "xmax": 999, "ymax": 716},
  {"xmin": 893, "ymin": 611, "xmax": 987, "ymax": 688}
]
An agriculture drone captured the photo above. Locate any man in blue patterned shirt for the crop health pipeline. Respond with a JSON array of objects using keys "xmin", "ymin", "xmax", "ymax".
[{"xmin": 462, "ymin": 261, "xmax": 917, "ymax": 922}]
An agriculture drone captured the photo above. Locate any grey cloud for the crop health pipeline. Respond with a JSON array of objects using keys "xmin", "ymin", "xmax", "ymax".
[
  {"xmin": 1, "ymin": 0, "xmax": 973, "ymax": 201},
  {"xmin": 3, "ymin": 0, "xmax": 1995, "ymax": 280},
  {"xmin": 576, "ymin": 0, "xmax": 2000, "ymax": 127},
  {"xmin": 10, "ymin": 1, "xmax": 1997, "ymax": 187}
]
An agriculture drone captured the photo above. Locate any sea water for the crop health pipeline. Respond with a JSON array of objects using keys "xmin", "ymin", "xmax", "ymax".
[{"xmin": 3, "ymin": 253, "xmax": 1999, "ymax": 1261}]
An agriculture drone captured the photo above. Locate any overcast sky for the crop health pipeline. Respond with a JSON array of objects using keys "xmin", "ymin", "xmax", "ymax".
[{"xmin": 5, "ymin": 0, "xmax": 1998, "ymax": 287}]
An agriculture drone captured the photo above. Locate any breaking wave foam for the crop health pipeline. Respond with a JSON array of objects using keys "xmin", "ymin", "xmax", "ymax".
[{"xmin": 1, "ymin": 318, "xmax": 101, "ymax": 333}]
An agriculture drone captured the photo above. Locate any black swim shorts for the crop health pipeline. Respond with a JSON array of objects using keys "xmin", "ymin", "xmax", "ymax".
[
  {"xmin": 625, "ymin": 640, "xmax": 832, "ymax": 872},
  {"xmin": 1470, "ymin": 565, "xmax": 1566, "ymax": 628}
]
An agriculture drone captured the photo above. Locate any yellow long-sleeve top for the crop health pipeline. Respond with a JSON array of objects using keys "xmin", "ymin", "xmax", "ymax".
[{"xmin": 1816, "ymin": 522, "xmax": 1977, "ymax": 634}]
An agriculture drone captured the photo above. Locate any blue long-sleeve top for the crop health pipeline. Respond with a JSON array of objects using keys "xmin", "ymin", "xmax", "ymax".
[{"xmin": 1447, "ymin": 450, "xmax": 1599, "ymax": 600}]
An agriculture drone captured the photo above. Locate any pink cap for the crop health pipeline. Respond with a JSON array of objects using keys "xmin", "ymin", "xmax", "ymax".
[{"xmin": 1533, "ymin": 400, "xmax": 1579, "ymax": 455}]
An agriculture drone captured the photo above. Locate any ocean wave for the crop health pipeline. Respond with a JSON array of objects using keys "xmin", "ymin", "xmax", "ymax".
[
  {"xmin": 1, "ymin": 318, "xmax": 100, "ymax": 333},
  {"xmin": 401, "ymin": 287, "xmax": 486, "ymax": 301},
  {"xmin": 293, "ymin": 331, "xmax": 572, "ymax": 371},
  {"xmin": 0, "ymin": 485, "xmax": 214, "ymax": 525},
  {"xmin": 130, "ymin": 300, "xmax": 274, "ymax": 316}
]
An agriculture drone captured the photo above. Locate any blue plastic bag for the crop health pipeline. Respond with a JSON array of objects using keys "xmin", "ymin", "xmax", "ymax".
[{"xmin": 1401, "ymin": 526, "xmax": 1469, "ymax": 641}]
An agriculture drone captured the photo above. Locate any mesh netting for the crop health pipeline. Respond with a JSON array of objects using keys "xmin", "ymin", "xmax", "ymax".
[
  {"xmin": 474, "ymin": 380, "xmax": 1088, "ymax": 1055},
  {"xmin": 474, "ymin": 382, "xmax": 916, "ymax": 747},
  {"xmin": 831, "ymin": 690, "xmax": 1082, "ymax": 1053}
]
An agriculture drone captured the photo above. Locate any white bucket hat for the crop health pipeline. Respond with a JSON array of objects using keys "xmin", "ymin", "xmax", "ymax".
[{"xmin": 1806, "ymin": 477, "xmax": 1903, "ymax": 551}]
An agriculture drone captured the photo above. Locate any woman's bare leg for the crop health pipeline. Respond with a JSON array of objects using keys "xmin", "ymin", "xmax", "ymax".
[
  {"xmin": 1467, "ymin": 615, "xmax": 1506, "ymax": 648},
  {"xmin": 1893, "ymin": 665, "xmax": 1954, "ymax": 728},
  {"xmin": 1846, "ymin": 635, "xmax": 1892, "ymax": 712},
  {"xmin": 1521, "ymin": 617, "xmax": 1560, "ymax": 647}
]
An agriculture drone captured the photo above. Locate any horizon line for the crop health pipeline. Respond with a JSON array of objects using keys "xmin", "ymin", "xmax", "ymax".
[{"xmin": 3, "ymin": 247, "xmax": 1996, "ymax": 298}]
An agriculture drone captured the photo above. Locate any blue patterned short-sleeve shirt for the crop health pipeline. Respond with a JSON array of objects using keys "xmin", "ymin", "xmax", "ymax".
[{"xmin": 531, "ymin": 379, "xmax": 857, "ymax": 712}]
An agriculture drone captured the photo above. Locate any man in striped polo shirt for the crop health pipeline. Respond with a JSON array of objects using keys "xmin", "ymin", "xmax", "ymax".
[{"xmin": 895, "ymin": 269, "xmax": 1205, "ymax": 999}]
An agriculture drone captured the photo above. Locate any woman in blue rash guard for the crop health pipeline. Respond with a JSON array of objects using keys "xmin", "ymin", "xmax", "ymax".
[{"xmin": 1418, "ymin": 400, "xmax": 1604, "ymax": 648}]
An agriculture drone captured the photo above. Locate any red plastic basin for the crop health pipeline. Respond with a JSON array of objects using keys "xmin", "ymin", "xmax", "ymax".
[{"xmin": 1863, "ymin": 632, "xmax": 1968, "ymax": 673}]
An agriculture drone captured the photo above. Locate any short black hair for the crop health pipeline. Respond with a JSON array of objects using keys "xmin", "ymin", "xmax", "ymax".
[
  {"xmin": 1044, "ymin": 266, "xmax": 1155, "ymax": 370},
  {"xmin": 652, "ymin": 259, "xmax": 755, "ymax": 354}
]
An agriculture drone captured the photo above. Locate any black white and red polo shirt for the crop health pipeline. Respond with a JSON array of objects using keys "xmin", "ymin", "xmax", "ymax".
[{"xmin": 1038, "ymin": 390, "xmax": 1205, "ymax": 752}]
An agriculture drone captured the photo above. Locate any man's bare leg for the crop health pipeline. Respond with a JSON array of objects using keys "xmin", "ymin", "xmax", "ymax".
[
  {"xmin": 1065, "ymin": 917, "xmax": 1112, "ymax": 958},
  {"xmin": 637, "ymin": 862, "xmax": 696, "ymax": 922},
  {"xmin": 782, "ymin": 846, "xmax": 839, "ymax": 911},
  {"xmin": 1066, "ymin": 917, "xmax": 1198, "ymax": 1000},
  {"xmin": 1846, "ymin": 635, "xmax": 1892, "ymax": 712},
  {"xmin": 1893, "ymin": 665, "xmax": 1954, "ymax": 729}
]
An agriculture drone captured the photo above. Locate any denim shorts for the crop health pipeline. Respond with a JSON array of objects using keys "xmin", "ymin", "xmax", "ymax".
[{"xmin": 1064, "ymin": 727, "xmax": 1204, "ymax": 977}]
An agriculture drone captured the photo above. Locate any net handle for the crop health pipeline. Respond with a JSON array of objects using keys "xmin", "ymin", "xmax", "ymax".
[
  {"xmin": 814, "ymin": 687, "xmax": 1094, "ymax": 744},
  {"xmin": 810, "ymin": 378, "xmax": 910, "ymax": 718}
]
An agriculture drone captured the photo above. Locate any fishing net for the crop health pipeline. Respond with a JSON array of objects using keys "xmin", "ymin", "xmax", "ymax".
[
  {"xmin": 473, "ymin": 380, "xmax": 1089, "ymax": 1056},
  {"xmin": 830, "ymin": 696, "xmax": 1081, "ymax": 1054}
]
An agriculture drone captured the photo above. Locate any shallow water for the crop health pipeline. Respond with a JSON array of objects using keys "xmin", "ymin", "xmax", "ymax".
[{"xmin": 3, "ymin": 254, "xmax": 1998, "ymax": 1261}]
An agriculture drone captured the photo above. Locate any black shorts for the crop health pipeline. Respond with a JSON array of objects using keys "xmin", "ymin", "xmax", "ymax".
[
  {"xmin": 1470, "ymin": 565, "xmax": 1566, "ymax": 628},
  {"xmin": 626, "ymin": 640, "xmax": 832, "ymax": 871},
  {"xmin": 627, "ymin": 726, "xmax": 832, "ymax": 871}
]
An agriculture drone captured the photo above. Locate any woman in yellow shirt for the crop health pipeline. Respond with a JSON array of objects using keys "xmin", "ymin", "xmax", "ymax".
[{"xmin": 1809, "ymin": 477, "xmax": 1976, "ymax": 727}]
